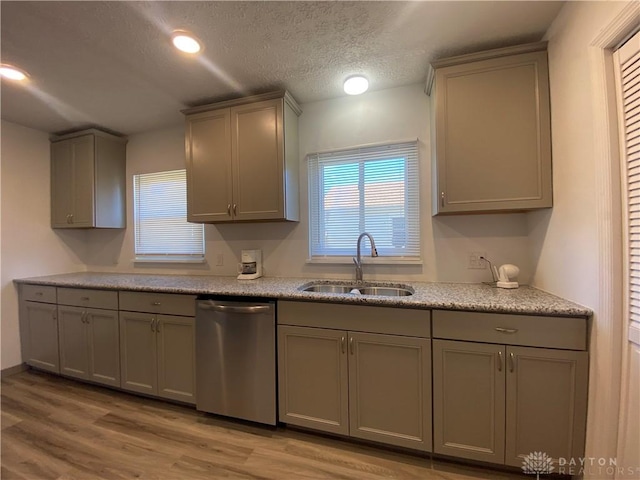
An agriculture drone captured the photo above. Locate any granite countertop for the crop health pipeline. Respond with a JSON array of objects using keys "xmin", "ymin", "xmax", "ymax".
[{"xmin": 15, "ymin": 272, "xmax": 592, "ymax": 318}]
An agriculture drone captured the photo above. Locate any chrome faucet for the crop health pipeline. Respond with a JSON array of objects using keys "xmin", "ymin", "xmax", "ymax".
[{"xmin": 353, "ymin": 233, "xmax": 378, "ymax": 282}]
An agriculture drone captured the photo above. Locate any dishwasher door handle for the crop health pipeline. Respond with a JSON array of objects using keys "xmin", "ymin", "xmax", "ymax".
[{"xmin": 198, "ymin": 302, "xmax": 271, "ymax": 314}]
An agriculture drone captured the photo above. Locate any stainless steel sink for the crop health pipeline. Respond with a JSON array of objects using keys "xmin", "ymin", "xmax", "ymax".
[{"xmin": 299, "ymin": 282, "xmax": 413, "ymax": 297}]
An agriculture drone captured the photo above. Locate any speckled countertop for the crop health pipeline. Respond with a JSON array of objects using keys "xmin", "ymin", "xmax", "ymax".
[{"xmin": 15, "ymin": 272, "xmax": 592, "ymax": 317}]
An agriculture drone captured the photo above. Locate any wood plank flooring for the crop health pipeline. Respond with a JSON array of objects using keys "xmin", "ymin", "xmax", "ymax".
[{"xmin": 1, "ymin": 370, "xmax": 528, "ymax": 480}]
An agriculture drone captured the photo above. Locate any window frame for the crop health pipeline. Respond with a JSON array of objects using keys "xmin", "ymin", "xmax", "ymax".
[
  {"xmin": 307, "ymin": 140, "xmax": 421, "ymax": 264},
  {"xmin": 132, "ymin": 169, "xmax": 205, "ymax": 264}
]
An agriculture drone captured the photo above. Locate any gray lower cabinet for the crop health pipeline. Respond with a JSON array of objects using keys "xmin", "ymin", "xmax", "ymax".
[
  {"xmin": 433, "ymin": 339, "xmax": 588, "ymax": 466},
  {"xmin": 20, "ymin": 284, "xmax": 59, "ymax": 373},
  {"xmin": 23, "ymin": 301, "xmax": 59, "ymax": 373},
  {"xmin": 58, "ymin": 305, "xmax": 120, "ymax": 387},
  {"xmin": 119, "ymin": 311, "xmax": 195, "ymax": 404},
  {"xmin": 278, "ymin": 324, "xmax": 431, "ymax": 451}
]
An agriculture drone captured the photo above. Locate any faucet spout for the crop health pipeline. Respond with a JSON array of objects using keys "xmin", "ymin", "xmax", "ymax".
[{"xmin": 353, "ymin": 233, "xmax": 378, "ymax": 282}]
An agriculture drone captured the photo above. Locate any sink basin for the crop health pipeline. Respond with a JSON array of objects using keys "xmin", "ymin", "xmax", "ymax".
[{"xmin": 299, "ymin": 282, "xmax": 413, "ymax": 297}]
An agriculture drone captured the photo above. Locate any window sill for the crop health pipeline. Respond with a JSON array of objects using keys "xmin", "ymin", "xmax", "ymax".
[
  {"xmin": 306, "ymin": 256, "xmax": 422, "ymax": 265},
  {"xmin": 133, "ymin": 255, "xmax": 206, "ymax": 264}
]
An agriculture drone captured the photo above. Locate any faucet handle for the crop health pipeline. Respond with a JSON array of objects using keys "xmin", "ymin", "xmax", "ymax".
[{"xmin": 353, "ymin": 257, "xmax": 359, "ymax": 266}]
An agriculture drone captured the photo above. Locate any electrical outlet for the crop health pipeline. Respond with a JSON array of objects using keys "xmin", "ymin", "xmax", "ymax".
[
  {"xmin": 468, "ymin": 251, "xmax": 487, "ymax": 269},
  {"xmin": 215, "ymin": 254, "xmax": 224, "ymax": 266}
]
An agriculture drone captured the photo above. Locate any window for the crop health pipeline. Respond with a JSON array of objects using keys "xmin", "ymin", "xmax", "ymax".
[
  {"xmin": 308, "ymin": 141, "xmax": 420, "ymax": 260},
  {"xmin": 133, "ymin": 169, "xmax": 204, "ymax": 262}
]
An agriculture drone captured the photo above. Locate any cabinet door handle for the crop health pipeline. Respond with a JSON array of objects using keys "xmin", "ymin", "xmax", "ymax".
[
  {"xmin": 341, "ymin": 336, "xmax": 345, "ymax": 354},
  {"xmin": 66, "ymin": 214, "xmax": 71, "ymax": 224},
  {"xmin": 495, "ymin": 327, "xmax": 518, "ymax": 334},
  {"xmin": 85, "ymin": 313, "xmax": 90, "ymax": 324},
  {"xmin": 156, "ymin": 321, "xmax": 161, "ymax": 334},
  {"xmin": 497, "ymin": 351, "xmax": 503, "ymax": 372},
  {"xmin": 69, "ymin": 214, "xmax": 74, "ymax": 224},
  {"xmin": 233, "ymin": 204, "xmax": 237, "ymax": 216},
  {"xmin": 349, "ymin": 337, "xmax": 354, "ymax": 355},
  {"xmin": 509, "ymin": 352, "xmax": 515, "ymax": 372},
  {"xmin": 441, "ymin": 192, "xmax": 445, "ymax": 208},
  {"xmin": 227, "ymin": 204, "xmax": 231, "ymax": 216},
  {"xmin": 81, "ymin": 311, "xmax": 86, "ymax": 323},
  {"xmin": 150, "ymin": 318, "xmax": 155, "ymax": 332}
]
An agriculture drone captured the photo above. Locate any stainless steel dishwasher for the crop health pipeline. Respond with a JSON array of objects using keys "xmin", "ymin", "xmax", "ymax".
[{"xmin": 195, "ymin": 298, "xmax": 276, "ymax": 425}]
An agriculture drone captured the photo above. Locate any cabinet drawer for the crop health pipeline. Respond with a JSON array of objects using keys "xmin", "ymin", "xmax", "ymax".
[
  {"xmin": 119, "ymin": 291, "xmax": 196, "ymax": 317},
  {"xmin": 432, "ymin": 310, "xmax": 587, "ymax": 350},
  {"xmin": 57, "ymin": 287, "xmax": 118, "ymax": 310},
  {"xmin": 22, "ymin": 284, "xmax": 57, "ymax": 303},
  {"xmin": 278, "ymin": 301, "xmax": 430, "ymax": 338}
]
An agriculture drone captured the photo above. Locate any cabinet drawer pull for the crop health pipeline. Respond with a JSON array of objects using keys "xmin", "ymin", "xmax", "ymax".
[
  {"xmin": 341, "ymin": 336, "xmax": 345, "ymax": 354},
  {"xmin": 80, "ymin": 296, "xmax": 90, "ymax": 301},
  {"xmin": 509, "ymin": 352, "xmax": 515, "ymax": 372},
  {"xmin": 349, "ymin": 337, "xmax": 354, "ymax": 355},
  {"xmin": 151, "ymin": 302, "xmax": 161, "ymax": 306},
  {"xmin": 497, "ymin": 351, "xmax": 503, "ymax": 372},
  {"xmin": 35, "ymin": 291, "xmax": 43, "ymax": 296},
  {"xmin": 495, "ymin": 327, "xmax": 518, "ymax": 334}
]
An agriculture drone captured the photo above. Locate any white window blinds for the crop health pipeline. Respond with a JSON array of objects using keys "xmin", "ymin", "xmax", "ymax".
[
  {"xmin": 308, "ymin": 141, "xmax": 420, "ymax": 259},
  {"xmin": 133, "ymin": 169, "xmax": 205, "ymax": 261},
  {"xmin": 616, "ymin": 30, "xmax": 640, "ymax": 344}
]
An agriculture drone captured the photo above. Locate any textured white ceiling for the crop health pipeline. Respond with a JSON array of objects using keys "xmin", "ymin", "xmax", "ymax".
[{"xmin": 0, "ymin": 1, "xmax": 564, "ymax": 135}]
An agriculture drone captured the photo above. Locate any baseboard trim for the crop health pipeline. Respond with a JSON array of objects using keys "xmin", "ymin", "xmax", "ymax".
[{"xmin": 1, "ymin": 363, "xmax": 28, "ymax": 379}]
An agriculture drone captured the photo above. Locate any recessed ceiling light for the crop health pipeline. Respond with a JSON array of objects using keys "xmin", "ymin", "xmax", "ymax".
[
  {"xmin": 0, "ymin": 64, "xmax": 28, "ymax": 81},
  {"xmin": 171, "ymin": 31, "xmax": 202, "ymax": 54},
  {"xmin": 343, "ymin": 75, "xmax": 369, "ymax": 95}
]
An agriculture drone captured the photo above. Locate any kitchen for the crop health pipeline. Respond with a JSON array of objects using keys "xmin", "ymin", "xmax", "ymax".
[{"xmin": 1, "ymin": 1, "xmax": 639, "ymax": 479}]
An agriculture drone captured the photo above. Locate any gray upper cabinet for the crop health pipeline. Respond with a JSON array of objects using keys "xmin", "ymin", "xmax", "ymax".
[
  {"xmin": 431, "ymin": 43, "xmax": 552, "ymax": 215},
  {"xmin": 184, "ymin": 91, "xmax": 301, "ymax": 223},
  {"xmin": 51, "ymin": 129, "xmax": 127, "ymax": 228}
]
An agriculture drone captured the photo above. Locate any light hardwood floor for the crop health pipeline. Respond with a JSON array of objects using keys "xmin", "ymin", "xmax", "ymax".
[{"xmin": 1, "ymin": 370, "xmax": 529, "ymax": 480}]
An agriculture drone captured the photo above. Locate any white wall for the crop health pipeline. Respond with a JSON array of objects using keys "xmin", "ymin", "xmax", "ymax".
[
  {"xmin": 86, "ymin": 84, "xmax": 533, "ymax": 283},
  {"xmin": 530, "ymin": 1, "xmax": 633, "ymax": 474},
  {"xmin": 0, "ymin": 120, "xmax": 87, "ymax": 369}
]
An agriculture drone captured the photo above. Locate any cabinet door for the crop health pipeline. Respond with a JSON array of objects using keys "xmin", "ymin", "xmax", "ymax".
[
  {"xmin": 231, "ymin": 99, "xmax": 285, "ymax": 221},
  {"xmin": 119, "ymin": 312, "xmax": 157, "ymax": 395},
  {"xmin": 185, "ymin": 109, "xmax": 233, "ymax": 222},
  {"xmin": 156, "ymin": 315, "xmax": 195, "ymax": 404},
  {"xmin": 23, "ymin": 302, "xmax": 59, "ymax": 373},
  {"xmin": 86, "ymin": 308, "xmax": 120, "ymax": 387},
  {"xmin": 58, "ymin": 306, "xmax": 89, "ymax": 380},
  {"xmin": 434, "ymin": 50, "xmax": 551, "ymax": 214},
  {"xmin": 348, "ymin": 332, "xmax": 432, "ymax": 451},
  {"xmin": 277, "ymin": 325, "xmax": 348, "ymax": 435},
  {"xmin": 433, "ymin": 340, "xmax": 505, "ymax": 463},
  {"xmin": 51, "ymin": 140, "xmax": 74, "ymax": 227},
  {"xmin": 70, "ymin": 135, "xmax": 95, "ymax": 227},
  {"xmin": 505, "ymin": 346, "xmax": 588, "ymax": 467}
]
